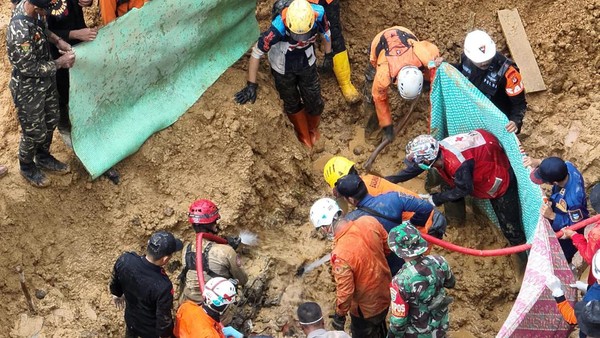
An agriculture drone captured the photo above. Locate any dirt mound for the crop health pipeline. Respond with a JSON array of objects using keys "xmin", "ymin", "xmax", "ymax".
[{"xmin": 0, "ymin": 0, "xmax": 598, "ymax": 337}]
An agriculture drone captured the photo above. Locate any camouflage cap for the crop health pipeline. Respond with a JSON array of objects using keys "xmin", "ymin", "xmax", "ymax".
[{"xmin": 388, "ymin": 221, "xmax": 428, "ymax": 258}]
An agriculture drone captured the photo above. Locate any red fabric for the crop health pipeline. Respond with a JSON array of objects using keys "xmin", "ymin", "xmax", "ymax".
[
  {"xmin": 437, "ymin": 129, "xmax": 511, "ymax": 199},
  {"xmin": 572, "ymin": 224, "xmax": 600, "ymax": 285}
]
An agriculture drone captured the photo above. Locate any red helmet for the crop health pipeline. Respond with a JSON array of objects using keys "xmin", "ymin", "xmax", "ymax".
[{"xmin": 188, "ymin": 199, "xmax": 220, "ymax": 225}]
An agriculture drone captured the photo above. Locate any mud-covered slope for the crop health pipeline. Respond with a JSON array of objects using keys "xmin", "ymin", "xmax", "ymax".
[{"xmin": 0, "ymin": 0, "xmax": 598, "ymax": 337}]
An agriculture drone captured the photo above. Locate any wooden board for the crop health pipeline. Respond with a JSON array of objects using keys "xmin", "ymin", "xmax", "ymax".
[{"xmin": 498, "ymin": 8, "xmax": 547, "ymax": 93}]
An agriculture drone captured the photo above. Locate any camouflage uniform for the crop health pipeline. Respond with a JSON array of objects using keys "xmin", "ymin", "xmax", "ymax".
[
  {"xmin": 7, "ymin": 2, "xmax": 60, "ymax": 165},
  {"xmin": 389, "ymin": 255, "xmax": 455, "ymax": 338}
]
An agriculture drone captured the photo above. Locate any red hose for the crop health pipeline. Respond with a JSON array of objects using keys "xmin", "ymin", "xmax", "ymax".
[
  {"xmin": 421, "ymin": 214, "xmax": 600, "ymax": 257},
  {"xmin": 195, "ymin": 233, "xmax": 228, "ymax": 293}
]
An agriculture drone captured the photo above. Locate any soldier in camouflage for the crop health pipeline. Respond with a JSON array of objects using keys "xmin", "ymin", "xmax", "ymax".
[
  {"xmin": 387, "ymin": 221, "xmax": 456, "ymax": 338},
  {"xmin": 7, "ymin": 0, "xmax": 75, "ymax": 187}
]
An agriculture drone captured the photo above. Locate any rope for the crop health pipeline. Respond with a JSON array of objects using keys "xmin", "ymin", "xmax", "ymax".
[{"xmin": 421, "ymin": 214, "xmax": 600, "ymax": 257}]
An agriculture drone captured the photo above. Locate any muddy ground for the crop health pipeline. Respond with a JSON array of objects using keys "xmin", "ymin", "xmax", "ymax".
[{"xmin": 0, "ymin": 0, "xmax": 599, "ymax": 337}]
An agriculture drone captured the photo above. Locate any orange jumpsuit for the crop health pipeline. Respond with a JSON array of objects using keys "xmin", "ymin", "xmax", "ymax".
[
  {"xmin": 100, "ymin": 0, "xmax": 148, "ymax": 25},
  {"xmin": 361, "ymin": 174, "xmax": 436, "ymax": 233},
  {"xmin": 331, "ymin": 216, "xmax": 392, "ymax": 318},
  {"xmin": 174, "ymin": 301, "xmax": 225, "ymax": 338},
  {"xmin": 369, "ymin": 26, "xmax": 439, "ymax": 127}
]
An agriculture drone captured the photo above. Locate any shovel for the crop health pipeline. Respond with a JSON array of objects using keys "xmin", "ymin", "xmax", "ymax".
[
  {"xmin": 363, "ymin": 94, "xmax": 421, "ymax": 173},
  {"xmin": 296, "ymin": 253, "xmax": 331, "ymax": 276}
]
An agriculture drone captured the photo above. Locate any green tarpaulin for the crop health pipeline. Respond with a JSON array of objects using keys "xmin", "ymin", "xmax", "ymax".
[
  {"xmin": 70, "ymin": 0, "xmax": 259, "ymax": 178},
  {"xmin": 429, "ymin": 63, "xmax": 541, "ymax": 242}
]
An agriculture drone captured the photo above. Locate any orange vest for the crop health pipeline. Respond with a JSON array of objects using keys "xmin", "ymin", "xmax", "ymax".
[
  {"xmin": 361, "ymin": 174, "xmax": 435, "ymax": 233},
  {"xmin": 174, "ymin": 301, "xmax": 225, "ymax": 338}
]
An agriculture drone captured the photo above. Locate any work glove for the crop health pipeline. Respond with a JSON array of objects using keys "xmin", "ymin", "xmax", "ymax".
[
  {"xmin": 222, "ymin": 326, "xmax": 243, "ymax": 338},
  {"xmin": 569, "ymin": 281, "xmax": 589, "ymax": 294},
  {"xmin": 235, "ymin": 81, "xmax": 258, "ymax": 104},
  {"xmin": 112, "ymin": 294, "xmax": 125, "ymax": 310},
  {"xmin": 329, "ymin": 313, "xmax": 346, "ymax": 331},
  {"xmin": 545, "ymin": 275, "xmax": 564, "ymax": 298},
  {"xmin": 319, "ymin": 52, "xmax": 334, "ymax": 74},
  {"xmin": 225, "ymin": 236, "xmax": 242, "ymax": 250},
  {"xmin": 383, "ymin": 125, "xmax": 394, "ymax": 142},
  {"xmin": 427, "ymin": 227, "xmax": 445, "ymax": 239},
  {"xmin": 418, "ymin": 193, "xmax": 435, "ymax": 207}
]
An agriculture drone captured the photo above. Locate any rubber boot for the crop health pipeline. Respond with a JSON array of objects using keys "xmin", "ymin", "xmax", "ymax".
[
  {"xmin": 306, "ymin": 114, "xmax": 321, "ymax": 145},
  {"xmin": 286, "ymin": 110, "xmax": 312, "ymax": 147},
  {"xmin": 35, "ymin": 153, "xmax": 70, "ymax": 175},
  {"xmin": 364, "ymin": 105, "xmax": 380, "ymax": 138},
  {"xmin": 20, "ymin": 160, "xmax": 50, "ymax": 188},
  {"xmin": 333, "ymin": 50, "xmax": 361, "ymax": 104}
]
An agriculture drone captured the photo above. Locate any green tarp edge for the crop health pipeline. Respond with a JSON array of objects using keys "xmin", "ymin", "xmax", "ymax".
[
  {"xmin": 70, "ymin": 0, "xmax": 259, "ymax": 178},
  {"xmin": 430, "ymin": 63, "xmax": 541, "ymax": 243}
]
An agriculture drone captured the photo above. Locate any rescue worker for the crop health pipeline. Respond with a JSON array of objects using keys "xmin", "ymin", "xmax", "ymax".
[
  {"xmin": 454, "ymin": 30, "xmax": 527, "ymax": 134},
  {"xmin": 546, "ymin": 250, "xmax": 600, "ymax": 338},
  {"xmin": 235, "ymin": 0, "xmax": 331, "ymax": 148},
  {"xmin": 297, "ymin": 302, "xmax": 351, "ymax": 338},
  {"xmin": 323, "ymin": 156, "xmax": 447, "ymax": 241},
  {"xmin": 310, "ymin": 198, "xmax": 391, "ymax": 338},
  {"xmin": 180, "ymin": 199, "xmax": 248, "ymax": 306},
  {"xmin": 306, "ymin": 0, "xmax": 360, "ymax": 103},
  {"xmin": 363, "ymin": 26, "xmax": 440, "ymax": 141},
  {"xmin": 7, "ymin": 0, "xmax": 75, "ymax": 187},
  {"xmin": 99, "ymin": 0, "xmax": 148, "ymax": 25},
  {"xmin": 387, "ymin": 222, "xmax": 455, "ymax": 338},
  {"xmin": 174, "ymin": 277, "xmax": 242, "ymax": 338},
  {"xmin": 389, "ymin": 130, "xmax": 527, "ymax": 251},
  {"xmin": 109, "ymin": 231, "xmax": 183, "ymax": 338},
  {"xmin": 525, "ymin": 156, "xmax": 588, "ymax": 264},
  {"xmin": 47, "ymin": 0, "xmax": 96, "ymax": 146},
  {"xmin": 334, "ymin": 174, "xmax": 445, "ymax": 275}
]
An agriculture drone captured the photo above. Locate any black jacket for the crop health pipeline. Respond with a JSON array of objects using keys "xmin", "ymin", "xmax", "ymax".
[
  {"xmin": 110, "ymin": 252, "xmax": 175, "ymax": 338},
  {"xmin": 47, "ymin": 0, "xmax": 88, "ymax": 58}
]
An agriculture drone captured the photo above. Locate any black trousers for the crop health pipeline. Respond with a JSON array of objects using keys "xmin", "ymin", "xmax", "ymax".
[
  {"xmin": 490, "ymin": 167, "xmax": 526, "ymax": 246},
  {"xmin": 271, "ymin": 64, "xmax": 323, "ymax": 116},
  {"xmin": 55, "ymin": 67, "xmax": 71, "ymax": 132},
  {"xmin": 350, "ymin": 308, "xmax": 388, "ymax": 338},
  {"xmin": 319, "ymin": 0, "xmax": 345, "ymax": 54}
]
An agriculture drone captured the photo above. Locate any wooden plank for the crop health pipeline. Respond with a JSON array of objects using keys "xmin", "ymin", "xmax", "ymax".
[{"xmin": 497, "ymin": 8, "xmax": 546, "ymax": 93}]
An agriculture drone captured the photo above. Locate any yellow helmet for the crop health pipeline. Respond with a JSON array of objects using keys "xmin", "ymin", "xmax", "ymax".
[
  {"xmin": 323, "ymin": 156, "xmax": 356, "ymax": 188},
  {"xmin": 285, "ymin": 0, "xmax": 315, "ymax": 35}
]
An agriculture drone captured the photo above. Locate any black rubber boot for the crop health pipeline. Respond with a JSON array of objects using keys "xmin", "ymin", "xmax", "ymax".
[
  {"xmin": 35, "ymin": 153, "xmax": 70, "ymax": 175},
  {"xmin": 20, "ymin": 161, "xmax": 50, "ymax": 188},
  {"xmin": 364, "ymin": 105, "xmax": 380, "ymax": 139}
]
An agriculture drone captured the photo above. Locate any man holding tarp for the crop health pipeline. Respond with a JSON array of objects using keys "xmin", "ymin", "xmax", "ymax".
[
  {"xmin": 389, "ymin": 130, "xmax": 527, "ymax": 257},
  {"xmin": 454, "ymin": 30, "xmax": 527, "ymax": 134},
  {"xmin": 7, "ymin": 0, "xmax": 75, "ymax": 187},
  {"xmin": 235, "ymin": 0, "xmax": 331, "ymax": 148}
]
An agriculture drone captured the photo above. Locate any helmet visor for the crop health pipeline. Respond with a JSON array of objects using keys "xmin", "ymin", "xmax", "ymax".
[{"xmin": 289, "ymin": 31, "xmax": 312, "ymax": 42}]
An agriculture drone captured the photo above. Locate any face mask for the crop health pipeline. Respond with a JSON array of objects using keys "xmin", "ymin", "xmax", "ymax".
[{"xmin": 418, "ymin": 161, "xmax": 433, "ymax": 171}]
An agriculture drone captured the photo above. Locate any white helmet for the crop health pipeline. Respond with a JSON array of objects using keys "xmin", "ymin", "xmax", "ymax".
[
  {"xmin": 464, "ymin": 30, "xmax": 496, "ymax": 64},
  {"xmin": 309, "ymin": 198, "xmax": 342, "ymax": 228},
  {"xmin": 592, "ymin": 251, "xmax": 600, "ymax": 280},
  {"xmin": 406, "ymin": 135, "xmax": 439, "ymax": 166},
  {"xmin": 397, "ymin": 66, "xmax": 423, "ymax": 100},
  {"xmin": 203, "ymin": 277, "xmax": 237, "ymax": 311}
]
